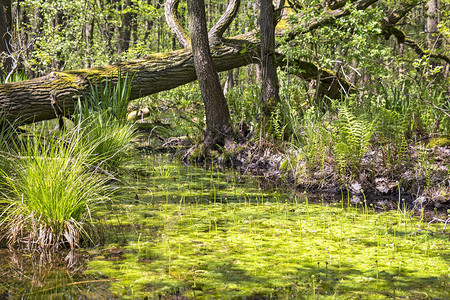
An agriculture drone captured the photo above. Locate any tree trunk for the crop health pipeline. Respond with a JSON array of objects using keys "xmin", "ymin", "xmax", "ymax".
[
  {"xmin": 0, "ymin": 0, "xmax": 12, "ymax": 73},
  {"xmin": 117, "ymin": 0, "xmax": 134, "ymax": 55},
  {"xmin": 0, "ymin": 32, "xmax": 252, "ymax": 123},
  {"xmin": 52, "ymin": 9, "xmax": 65, "ymax": 70},
  {"xmin": 187, "ymin": 0, "xmax": 234, "ymax": 149},
  {"xmin": 426, "ymin": 0, "xmax": 439, "ymax": 49},
  {"xmin": 84, "ymin": 6, "xmax": 95, "ymax": 69},
  {"xmin": 259, "ymin": 0, "xmax": 280, "ymax": 123},
  {"xmin": 223, "ymin": 70, "xmax": 234, "ymax": 95},
  {"xmin": 0, "ymin": 31, "xmax": 351, "ymax": 125},
  {"xmin": 1, "ymin": 0, "xmax": 364, "ymax": 127}
]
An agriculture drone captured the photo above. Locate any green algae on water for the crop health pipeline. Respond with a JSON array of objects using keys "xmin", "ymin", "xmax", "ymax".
[{"xmin": 85, "ymin": 154, "xmax": 449, "ymax": 299}]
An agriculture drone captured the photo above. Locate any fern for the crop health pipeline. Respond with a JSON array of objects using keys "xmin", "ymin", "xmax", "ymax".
[
  {"xmin": 332, "ymin": 105, "xmax": 375, "ymax": 176},
  {"xmin": 374, "ymin": 107, "xmax": 409, "ymax": 167},
  {"xmin": 267, "ymin": 105, "xmax": 287, "ymax": 142}
]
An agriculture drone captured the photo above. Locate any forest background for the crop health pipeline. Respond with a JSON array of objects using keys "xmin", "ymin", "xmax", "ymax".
[{"xmin": 0, "ymin": 0, "xmax": 449, "ymax": 210}]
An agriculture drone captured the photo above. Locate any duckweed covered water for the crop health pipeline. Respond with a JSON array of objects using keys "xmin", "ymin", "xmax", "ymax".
[{"xmin": 1, "ymin": 153, "xmax": 449, "ymax": 299}]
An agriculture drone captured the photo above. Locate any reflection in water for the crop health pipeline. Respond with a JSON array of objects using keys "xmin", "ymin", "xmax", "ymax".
[{"xmin": 0, "ymin": 249, "xmax": 115, "ymax": 299}]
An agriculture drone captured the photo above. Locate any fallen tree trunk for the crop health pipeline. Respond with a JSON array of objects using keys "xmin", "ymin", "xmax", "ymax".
[
  {"xmin": 0, "ymin": 32, "xmax": 258, "ymax": 124},
  {"xmin": 0, "ymin": 30, "xmax": 350, "ymax": 124}
]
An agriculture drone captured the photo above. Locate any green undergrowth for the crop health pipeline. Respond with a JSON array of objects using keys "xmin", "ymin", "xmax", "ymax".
[
  {"xmin": 83, "ymin": 154, "xmax": 449, "ymax": 299},
  {"xmin": 0, "ymin": 73, "xmax": 136, "ymax": 250},
  {"xmin": 0, "ymin": 128, "xmax": 111, "ymax": 249}
]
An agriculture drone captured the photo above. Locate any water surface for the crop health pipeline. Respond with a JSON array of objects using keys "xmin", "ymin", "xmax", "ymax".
[{"xmin": 1, "ymin": 153, "xmax": 448, "ymax": 299}]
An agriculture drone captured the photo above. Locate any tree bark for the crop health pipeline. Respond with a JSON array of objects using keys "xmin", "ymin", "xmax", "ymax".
[
  {"xmin": 260, "ymin": 0, "xmax": 280, "ymax": 121},
  {"xmin": 208, "ymin": 0, "xmax": 240, "ymax": 42},
  {"xmin": 165, "ymin": 0, "xmax": 190, "ymax": 48},
  {"xmin": 52, "ymin": 9, "xmax": 66, "ymax": 70},
  {"xmin": 187, "ymin": 0, "xmax": 234, "ymax": 149},
  {"xmin": 426, "ymin": 0, "xmax": 439, "ymax": 49},
  {"xmin": 117, "ymin": 0, "xmax": 134, "ymax": 55},
  {"xmin": 223, "ymin": 69, "xmax": 234, "ymax": 95},
  {"xmin": 84, "ymin": 6, "xmax": 95, "ymax": 68},
  {"xmin": 0, "ymin": 0, "xmax": 12, "ymax": 73},
  {"xmin": 0, "ymin": 32, "xmax": 250, "ymax": 124},
  {"xmin": 1, "ymin": 0, "xmax": 372, "ymax": 126},
  {"xmin": 0, "ymin": 30, "xmax": 351, "ymax": 124}
]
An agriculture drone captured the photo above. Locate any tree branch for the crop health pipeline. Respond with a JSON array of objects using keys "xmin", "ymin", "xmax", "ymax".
[
  {"xmin": 165, "ymin": 0, "xmax": 190, "ymax": 48},
  {"xmin": 274, "ymin": 0, "xmax": 286, "ymax": 23},
  {"xmin": 276, "ymin": 54, "xmax": 354, "ymax": 95},
  {"xmin": 383, "ymin": 0, "xmax": 425, "ymax": 25},
  {"xmin": 208, "ymin": 0, "xmax": 240, "ymax": 42},
  {"xmin": 380, "ymin": 1, "xmax": 450, "ymax": 65},
  {"xmin": 287, "ymin": 0, "xmax": 379, "ymax": 39},
  {"xmin": 419, "ymin": 94, "xmax": 450, "ymax": 119}
]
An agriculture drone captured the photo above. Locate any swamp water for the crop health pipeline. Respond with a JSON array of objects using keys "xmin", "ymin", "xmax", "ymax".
[{"xmin": 0, "ymin": 153, "xmax": 448, "ymax": 299}]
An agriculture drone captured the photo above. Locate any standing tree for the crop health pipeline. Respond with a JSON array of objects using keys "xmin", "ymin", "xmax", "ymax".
[
  {"xmin": 0, "ymin": 0, "xmax": 12, "ymax": 73},
  {"xmin": 259, "ymin": 0, "xmax": 280, "ymax": 114},
  {"xmin": 259, "ymin": 0, "xmax": 283, "ymax": 136},
  {"xmin": 427, "ymin": 0, "xmax": 440, "ymax": 49},
  {"xmin": 2, "ymin": 0, "xmax": 446, "ymax": 127},
  {"xmin": 187, "ymin": 0, "xmax": 235, "ymax": 150},
  {"xmin": 117, "ymin": 0, "xmax": 135, "ymax": 56}
]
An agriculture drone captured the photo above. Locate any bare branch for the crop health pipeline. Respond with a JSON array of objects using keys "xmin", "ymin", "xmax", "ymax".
[
  {"xmin": 165, "ymin": 0, "xmax": 190, "ymax": 48},
  {"xmin": 419, "ymin": 93, "xmax": 450, "ymax": 119},
  {"xmin": 208, "ymin": 0, "xmax": 240, "ymax": 41}
]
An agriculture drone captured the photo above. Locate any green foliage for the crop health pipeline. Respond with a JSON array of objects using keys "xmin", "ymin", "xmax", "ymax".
[
  {"xmin": 0, "ymin": 71, "xmax": 29, "ymax": 84},
  {"xmin": 75, "ymin": 72, "xmax": 133, "ymax": 124},
  {"xmin": 18, "ymin": 0, "xmax": 166, "ymax": 72},
  {"xmin": 0, "ymin": 70, "xmax": 137, "ymax": 250},
  {"xmin": 298, "ymin": 108, "xmax": 331, "ymax": 171},
  {"xmin": 416, "ymin": 145, "xmax": 433, "ymax": 190},
  {"xmin": 373, "ymin": 107, "xmax": 409, "ymax": 168},
  {"xmin": 75, "ymin": 72, "xmax": 137, "ymax": 169},
  {"xmin": 148, "ymin": 84, "xmax": 205, "ymax": 143},
  {"xmin": 0, "ymin": 115, "xmax": 17, "ymax": 176},
  {"xmin": 331, "ymin": 105, "xmax": 375, "ymax": 176},
  {"xmin": 282, "ymin": 2, "xmax": 388, "ymax": 79},
  {"xmin": 10, "ymin": 0, "xmax": 250, "ymax": 74},
  {"xmin": 419, "ymin": 90, "xmax": 450, "ymax": 135},
  {"xmin": 227, "ymin": 84, "xmax": 260, "ymax": 127},
  {"xmin": 267, "ymin": 104, "xmax": 287, "ymax": 142},
  {"xmin": 80, "ymin": 155, "xmax": 448, "ymax": 299},
  {"xmin": 427, "ymin": 136, "xmax": 450, "ymax": 148},
  {"xmin": 0, "ymin": 128, "xmax": 109, "ymax": 250},
  {"xmin": 77, "ymin": 118, "xmax": 137, "ymax": 169}
]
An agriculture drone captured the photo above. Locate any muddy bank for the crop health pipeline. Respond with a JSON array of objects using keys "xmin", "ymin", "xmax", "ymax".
[
  {"xmin": 139, "ymin": 136, "xmax": 449, "ymax": 219},
  {"xmin": 238, "ymin": 143, "xmax": 448, "ymax": 216}
]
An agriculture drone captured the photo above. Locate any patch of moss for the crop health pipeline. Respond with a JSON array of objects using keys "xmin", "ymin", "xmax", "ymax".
[{"xmin": 427, "ymin": 135, "xmax": 450, "ymax": 148}]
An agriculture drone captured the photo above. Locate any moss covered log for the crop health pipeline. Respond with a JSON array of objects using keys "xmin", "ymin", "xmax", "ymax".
[
  {"xmin": 0, "ymin": 33, "xmax": 260, "ymax": 124},
  {"xmin": 0, "ymin": 31, "xmax": 348, "ymax": 124}
]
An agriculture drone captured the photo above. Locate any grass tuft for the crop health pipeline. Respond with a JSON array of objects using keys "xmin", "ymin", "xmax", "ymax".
[{"xmin": 0, "ymin": 128, "xmax": 110, "ymax": 250}]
